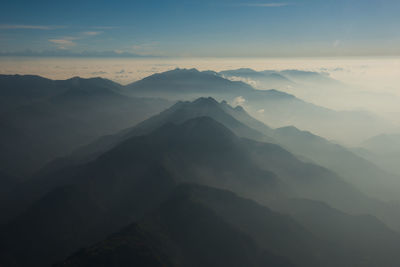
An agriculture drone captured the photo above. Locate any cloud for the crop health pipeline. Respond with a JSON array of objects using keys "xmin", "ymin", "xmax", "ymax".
[
  {"xmin": 257, "ymin": 109, "xmax": 265, "ymax": 114},
  {"xmin": 233, "ymin": 96, "xmax": 246, "ymax": 106},
  {"xmin": 48, "ymin": 31, "xmax": 103, "ymax": 49},
  {"xmin": 0, "ymin": 24, "xmax": 62, "ymax": 30},
  {"xmin": 82, "ymin": 31, "xmax": 102, "ymax": 36},
  {"xmin": 238, "ymin": 3, "xmax": 290, "ymax": 7},
  {"xmin": 49, "ymin": 37, "xmax": 77, "ymax": 49},
  {"xmin": 223, "ymin": 75, "xmax": 260, "ymax": 88}
]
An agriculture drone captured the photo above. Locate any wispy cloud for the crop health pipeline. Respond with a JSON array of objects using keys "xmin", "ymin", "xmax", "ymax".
[
  {"xmin": 49, "ymin": 37, "xmax": 77, "ymax": 49},
  {"xmin": 237, "ymin": 3, "xmax": 290, "ymax": 7},
  {"xmin": 48, "ymin": 31, "xmax": 103, "ymax": 49},
  {"xmin": 233, "ymin": 96, "xmax": 246, "ymax": 106},
  {"xmin": 82, "ymin": 31, "xmax": 102, "ymax": 36},
  {"xmin": 49, "ymin": 39, "xmax": 76, "ymax": 46},
  {"xmin": 0, "ymin": 24, "xmax": 63, "ymax": 30}
]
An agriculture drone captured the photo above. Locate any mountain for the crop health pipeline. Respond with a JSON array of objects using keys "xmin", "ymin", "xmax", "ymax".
[
  {"xmin": 361, "ymin": 133, "xmax": 400, "ymax": 154},
  {"xmin": 220, "ymin": 68, "xmax": 295, "ymax": 90},
  {"xmin": 279, "ymin": 69, "xmax": 340, "ymax": 85},
  {"xmin": 0, "ymin": 117, "xmax": 284, "ymax": 266},
  {"xmin": 353, "ymin": 133, "xmax": 400, "ymax": 176},
  {"xmin": 275, "ymin": 198, "xmax": 400, "ymax": 267},
  {"xmin": 37, "ymin": 97, "xmax": 270, "ymax": 176},
  {"xmin": 123, "ymin": 68, "xmax": 297, "ymax": 105},
  {"xmin": 123, "ymin": 68, "xmax": 255, "ymax": 99},
  {"xmin": 2, "ymin": 116, "xmax": 399, "ymax": 267},
  {"xmin": 0, "ymin": 75, "xmax": 171, "ymax": 176},
  {"xmin": 219, "ymin": 68, "xmax": 340, "ymax": 91},
  {"xmin": 266, "ymin": 126, "xmax": 400, "ymax": 203},
  {"xmin": 17, "ymin": 97, "xmax": 400, "ymax": 228},
  {"xmin": 56, "ymin": 184, "xmax": 400, "ymax": 267},
  {"xmin": 123, "ymin": 68, "xmax": 392, "ymax": 144},
  {"xmin": 0, "ymin": 171, "xmax": 18, "ymax": 197},
  {"xmin": 0, "ymin": 97, "xmax": 272, "ymax": 224},
  {"xmin": 0, "ymin": 74, "xmax": 65, "ymax": 114},
  {"xmin": 218, "ymin": 99, "xmax": 400, "ymax": 203},
  {"xmin": 54, "ymin": 185, "xmax": 297, "ymax": 267}
]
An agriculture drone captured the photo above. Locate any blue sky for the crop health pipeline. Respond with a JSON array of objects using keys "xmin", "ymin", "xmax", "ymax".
[{"xmin": 0, "ymin": 0, "xmax": 399, "ymax": 57}]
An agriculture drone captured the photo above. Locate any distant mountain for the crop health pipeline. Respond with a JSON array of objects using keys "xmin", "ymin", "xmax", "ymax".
[
  {"xmin": 0, "ymin": 74, "xmax": 65, "ymax": 113},
  {"xmin": 220, "ymin": 68, "xmax": 295, "ymax": 90},
  {"xmin": 361, "ymin": 133, "xmax": 400, "ymax": 154},
  {"xmin": 219, "ymin": 68, "xmax": 339, "ymax": 90},
  {"xmin": 0, "ymin": 75, "xmax": 171, "ymax": 176},
  {"xmin": 280, "ymin": 69, "xmax": 340, "ymax": 85},
  {"xmin": 122, "ymin": 68, "xmax": 392, "ymax": 144},
  {"xmin": 353, "ymin": 133, "xmax": 400, "ymax": 176},
  {"xmin": 123, "ymin": 68, "xmax": 295, "ymax": 102},
  {"xmin": 265, "ymin": 126, "xmax": 400, "ymax": 203},
  {"xmin": 124, "ymin": 68, "xmax": 253, "ymax": 98}
]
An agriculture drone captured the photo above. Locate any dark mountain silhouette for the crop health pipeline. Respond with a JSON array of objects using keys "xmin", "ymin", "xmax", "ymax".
[
  {"xmin": 54, "ymin": 185, "xmax": 297, "ymax": 267},
  {"xmin": 0, "ymin": 117, "xmax": 282, "ymax": 266},
  {"xmin": 0, "ymin": 74, "xmax": 66, "ymax": 113},
  {"xmin": 55, "ymin": 184, "xmax": 400, "ymax": 267},
  {"xmin": 275, "ymin": 198, "xmax": 400, "ymax": 267},
  {"xmin": 2, "ymin": 117, "xmax": 399, "ymax": 267},
  {"xmin": 0, "ymin": 75, "xmax": 171, "ymax": 176},
  {"xmin": 0, "ymin": 171, "xmax": 18, "ymax": 197},
  {"xmin": 13, "ymin": 97, "xmax": 400, "ymax": 230},
  {"xmin": 0, "ymin": 97, "xmax": 271, "ymax": 224},
  {"xmin": 37, "ymin": 97, "xmax": 270, "ymax": 176}
]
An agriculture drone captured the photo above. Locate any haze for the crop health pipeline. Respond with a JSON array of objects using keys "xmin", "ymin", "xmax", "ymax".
[{"xmin": 2, "ymin": 1, "xmax": 400, "ymax": 267}]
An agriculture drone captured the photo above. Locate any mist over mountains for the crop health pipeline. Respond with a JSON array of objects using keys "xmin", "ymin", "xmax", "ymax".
[
  {"xmin": 1, "ymin": 68, "xmax": 400, "ymax": 267},
  {"xmin": 121, "ymin": 68, "xmax": 394, "ymax": 144}
]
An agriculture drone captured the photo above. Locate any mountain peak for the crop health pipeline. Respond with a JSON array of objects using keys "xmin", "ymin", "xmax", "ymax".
[
  {"xmin": 193, "ymin": 97, "xmax": 220, "ymax": 106},
  {"xmin": 173, "ymin": 67, "xmax": 200, "ymax": 72}
]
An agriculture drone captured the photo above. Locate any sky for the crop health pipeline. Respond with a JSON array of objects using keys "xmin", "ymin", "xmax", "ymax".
[{"xmin": 0, "ymin": 0, "xmax": 400, "ymax": 57}]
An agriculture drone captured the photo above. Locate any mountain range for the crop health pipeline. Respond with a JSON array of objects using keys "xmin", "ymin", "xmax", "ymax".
[
  {"xmin": 0, "ymin": 75, "xmax": 171, "ymax": 176},
  {"xmin": 1, "ymin": 99, "xmax": 400, "ymax": 267},
  {"xmin": 353, "ymin": 134, "xmax": 400, "ymax": 176},
  {"xmin": 121, "ymin": 68, "xmax": 392, "ymax": 144},
  {"xmin": 2, "ymin": 70, "xmax": 400, "ymax": 267}
]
